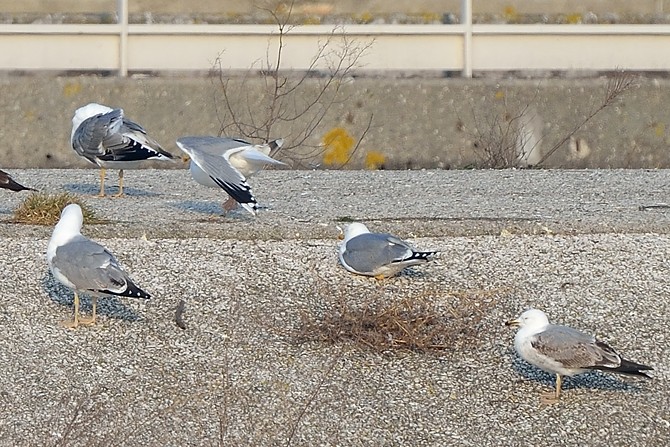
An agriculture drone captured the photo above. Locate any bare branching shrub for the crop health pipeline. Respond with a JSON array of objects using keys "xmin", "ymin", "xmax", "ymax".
[
  {"xmin": 536, "ymin": 71, "xmax": 636, "ymax": 166},
  {"xmin": 298, "ymin": 281, "xmax": 504, "ymax": 355},
  {"xmin": 212, "ymin": 0, "xmax": 374, "ymax": 167},
  {"xmin": 467, "ymin": 71, "xmax": 636, "ymax": 169},
  {"xmin": 13, "ymin": 192, "xmax": 99, "ymax": 225},
  {"xmin": 470, "ymin": 100, "xmax": 541, "ymax": 169}
]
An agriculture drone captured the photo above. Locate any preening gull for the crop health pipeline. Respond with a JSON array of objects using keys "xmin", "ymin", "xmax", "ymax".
[
  {"xmin": 176, "ymin": 136, "xmax": 285, "ymax": 215},
  {"xmin": 71, "ymin": 103, "xmax": 175, "ymax": 197},
  {"xmin": 47, "ymin": 204, "xmax": 150, "ymax": 328},
  {"xmin": 338, "ymin": 222, "xmax": 437, "ymax": 279},
  {"xmin": 505, "ymin": 309, "xmax": 653, "ymax": 403},
  {"xmin": 0, "ymin": 169, "xmax": 35, "ymax": 192}
]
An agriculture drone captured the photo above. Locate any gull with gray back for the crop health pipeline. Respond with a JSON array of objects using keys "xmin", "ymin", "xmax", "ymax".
[
  {"xmin": 47, "ymin": 204, "xmax": 150, "ymax": 328},
  {"xmin": 505, "ymin": 308, "xmax": 653, "ymax": 403},
  {"xmin": 71, "ymin": 103, "xmax": 175, "ymax": 197},
  {"xmin": 176, "ymin": 136, "xmax": 285, "ymax": 216},
  {"xmin": 338, "ymin": 222, "xmax": 437, "ymax": 279}
]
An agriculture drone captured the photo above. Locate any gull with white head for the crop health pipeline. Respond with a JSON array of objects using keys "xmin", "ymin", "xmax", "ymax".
[
  {"xmin": 47, "ymin": 204, "xmax": 151, "ymax": 328},
  {"xmin": 71, "ymin": 103, "xmax": 175, "ymax": 197},
  {"xmin": 506, "ymin": 308, "xmax": 653, "ymax": 403},
  {"xmin": 176, "ymin": 136, "xmax": 285, "ymax": 215},
  {"xmin": 338, "ymin": 222, "xmax": 437, "ymax": 280}
]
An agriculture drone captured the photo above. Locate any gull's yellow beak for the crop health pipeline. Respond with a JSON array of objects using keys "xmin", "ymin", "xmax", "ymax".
[{"xmin": 505, "ymin": 318, "xmax": 520, "ymax": 328}]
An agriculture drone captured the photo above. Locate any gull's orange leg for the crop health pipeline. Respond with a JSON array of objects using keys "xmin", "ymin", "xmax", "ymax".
[
  {"xmin": 112, "ymin": 169, "xmax": 125, "ymax": 197},
  {"xmin": 222, "ymin": 196, "xmax": 238, "ymax": 214},
  {"xmin": 61, "ymin": 292, "xmax": 81, "ymax": 329},
  {"xmin": 77, "ymin": 297, "xmax": 98, "ymax": 326},
  {"xmin": 540, "ymin": 374, "xmax": 562, "ymax": 404},
  {"xmin": 98, "ymin": 168, "xmax": 107, "ymax": 197}
]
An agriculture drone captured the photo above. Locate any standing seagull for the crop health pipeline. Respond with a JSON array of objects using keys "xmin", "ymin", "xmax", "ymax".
[
  {"xmin": 47, "ymin": 204, "xmax": 150, "ymax": 328},
  {"xmin": 0, "ymin": 169, "xmax": 35, "ymax": 192},
  {"xmin": 506, "ymin": 309, "xmax": 653, "ymax": 403},
  {"xmin": 176, "ymin": 136, "xmax": 285, "ymax": 215},
  {"xmin": 338, "ymin": 222, "xmax": 437, "ymax": 279},
  {"xmin": 71, "ymin": 103, "xmax": 175, "ymax": 197}
]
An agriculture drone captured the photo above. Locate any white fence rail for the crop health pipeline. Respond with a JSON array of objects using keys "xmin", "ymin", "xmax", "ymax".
[{"xmin": 2, "ymin": 0, "xmax": 670, "ymax": 77}]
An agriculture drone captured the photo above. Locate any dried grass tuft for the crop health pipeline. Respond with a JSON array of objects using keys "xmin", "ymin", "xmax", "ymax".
[
  {"xmin": 13, "ymin": 192, "xmax": 100, "ymax": 225},
  {"xmin": 299, "ymin": 281, "xmax": 506, "ymax": 355}
]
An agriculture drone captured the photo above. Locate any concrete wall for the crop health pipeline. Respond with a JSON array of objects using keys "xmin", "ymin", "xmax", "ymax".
[{"xmin": 1, "ymin": 75, "xmax": 669, "ymax": 169}]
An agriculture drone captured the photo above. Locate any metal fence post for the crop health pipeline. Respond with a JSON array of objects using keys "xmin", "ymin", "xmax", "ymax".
[
  {"xmin": 118, "ymin": 0, "xmax": 128, "ymax": 76},
  {"xmin": 462, "ymin": 0, "xmax": 473, "ymax": 78}
]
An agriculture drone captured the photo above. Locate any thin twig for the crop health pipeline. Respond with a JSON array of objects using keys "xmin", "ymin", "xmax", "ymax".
[
  {"xmin": 638, "ymin": 204, "xmax": 670, "ymax": 211},
  {"xmin": 55, "ymin": 397, "xmax": 86, "ymax": 447},
  {"xmin": 285, "ymin": 347, "xmax": 344, "ymax": 446}
]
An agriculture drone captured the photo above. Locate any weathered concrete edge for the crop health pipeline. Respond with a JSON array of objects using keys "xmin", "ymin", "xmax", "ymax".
[{"xmin": 2, "ymin": 168, "xmax": 670, "ymax": 241}]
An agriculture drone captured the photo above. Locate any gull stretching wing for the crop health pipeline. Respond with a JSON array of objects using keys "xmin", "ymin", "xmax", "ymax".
[
  {"xmin": 338, "ymin": 222, "xmax": 437, "ymax": 279},
  {"xmin": 176, "ymin": 136, "xmax": 285, "ymax": 216},
  {"xmin": 506, "ymin": 308, "xmax": 653, "ymax": 403},
  {"xmin": 47, "ymin": 204, "xmax": 150, "ymax": 328},
  {"xmin": 71, "ymin": 103, "xmax": 175, "ymax": 197}
]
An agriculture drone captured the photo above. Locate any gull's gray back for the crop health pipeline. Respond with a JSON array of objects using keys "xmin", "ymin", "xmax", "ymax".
[
  {"xmin": 52, "ymin": 235, "xmax": 128, "ymax": 294},
  {"xmin": 342, "ymin": 233, "xmax": 412, "ymax": 273},
  {"xmin": 72, "ymin": 109, "xmax": 123, "ymax": 160},
  {"xmin": 72, "ymin": 109, "xmax": 163, "ymax": 163},
  {"xmin": 531, "ymin": 325, "xmax": 619, "ymax": 369}
]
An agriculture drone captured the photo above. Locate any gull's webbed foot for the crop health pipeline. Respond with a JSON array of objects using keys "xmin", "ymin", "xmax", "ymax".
[
  {"xmin": 539, "ymin": 391, "xmax": 561, "ymax": 405},
  {"xmin": 60, "ymin": 318, "xmax": 80, "ymax": 330}
]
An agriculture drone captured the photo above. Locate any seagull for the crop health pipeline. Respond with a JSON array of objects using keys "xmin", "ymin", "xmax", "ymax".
[
  {"xmin": 176, "ymin": 136, "xmax": 285, "ymax": 215},
  {"xmin": 71, "ymin": 103, "xmax": 175, "ymax": 197},
  {"xmin": 338, "ymin": 222, "xmax": 437, "ymax": 279},
  {"xmin": 505, "ymin": 309, "xmax": 653, "ymax": 403},
  {"xmin": 47, "ymin": 203, "xmax": 151, "ymax": 328},
  {"xmin": 0, "ymin": 169, "xmax": 35, "ymax": 192}
]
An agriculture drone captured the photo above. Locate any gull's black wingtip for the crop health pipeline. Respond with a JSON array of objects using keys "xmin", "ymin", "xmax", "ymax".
[
  {"xmin": 595, "ymin": 358, "xmax": 654, "ymax": 379},
  {"xmin": 0, "ymin": 175, "xmax": 35, "ymax": 192},
  {"xmin": 409, "ymin": 250, "xmax": 438, "ymax": 261},
  {"xmin": 101, "ymin": 282, "xmax": 151, "ymax": 300}
]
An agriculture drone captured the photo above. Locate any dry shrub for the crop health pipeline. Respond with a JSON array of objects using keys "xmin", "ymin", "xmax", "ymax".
[
  {"xmin": 299, "ymin": 281, "xmax": 506, "ymax": 355},
  {"xmin": 466, "ymin": 70, "xmax": 636, "ymax": 168},
  {"xmin": 13, "ymin": 192, "xmax": 100, "ymax": 225},
  {"xmin": 213, "ymin": 1, "xmax": 374, "ymax": 169}
]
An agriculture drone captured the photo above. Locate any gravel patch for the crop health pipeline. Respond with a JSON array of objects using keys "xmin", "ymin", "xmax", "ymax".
[{"xmin": 0, "ymin": 169, "xmax": 668, "ymax": 446}]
